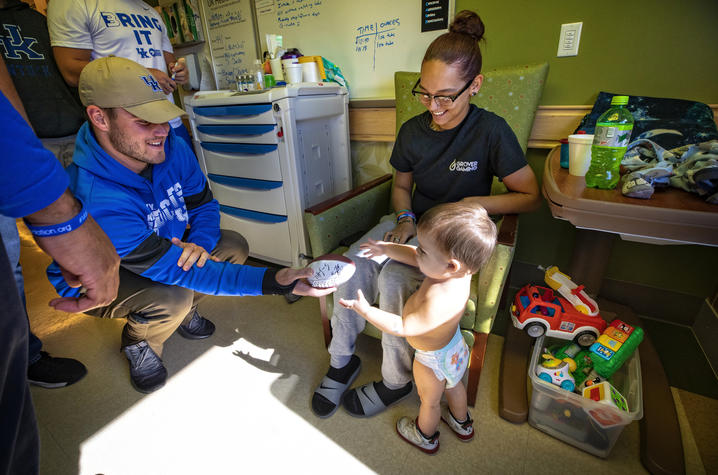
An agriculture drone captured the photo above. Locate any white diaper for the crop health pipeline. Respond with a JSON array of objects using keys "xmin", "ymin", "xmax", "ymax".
[{"xmin": 414, "ymin": 327, "xmax": 469, "ymax": 389}]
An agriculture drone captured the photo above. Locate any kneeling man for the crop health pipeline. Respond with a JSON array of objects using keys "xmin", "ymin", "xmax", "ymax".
[{"xmin": 48, "ymin": 57, "xmax": 330, "ymax": 393}]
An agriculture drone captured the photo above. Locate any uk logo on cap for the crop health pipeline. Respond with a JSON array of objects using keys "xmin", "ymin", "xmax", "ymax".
[{"xmin": 140, "ymin": 75, "xmax": 162, "ymax": 93}]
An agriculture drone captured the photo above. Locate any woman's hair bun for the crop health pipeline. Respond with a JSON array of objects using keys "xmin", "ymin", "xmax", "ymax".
[{"xmin": 449, "ymin": 10, "xmax": 485, "ymax": 42}]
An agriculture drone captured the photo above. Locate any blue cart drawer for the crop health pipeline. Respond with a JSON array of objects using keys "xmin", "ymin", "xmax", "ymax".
[
  {"xmin": 200, "ymin": 142, "xmax": 277, "ymax": 155},
  {"xmin": 219, "ymin": 210, "xmax": 293, "ymax": 264},
  {"xmin": 208, "ymin": 175, "xmax": 286, "ymax": 215},
  {"xmin": 207, "ymin": 174, "xmax": 282, "ymax": 190},
  {"xmin": 192, "ymin": 104, "xmax": 275, "ymax": 126},
  {"xmin": 219, "ymin": 205, "xmax": 286, "ymax": 223},
  {"xmin": 196, "ymin": 124, "xmax": 278, "ymax": 145},
  {"xmin": 202, "ymin": 148, "xmax": 282, "ymax": 182},
  {"xmin": 193, "ymin": 104, "xmax": 271, "ymax": 117}
]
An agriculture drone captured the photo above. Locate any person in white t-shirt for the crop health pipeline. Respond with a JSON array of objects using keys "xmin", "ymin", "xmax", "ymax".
[{"xmin": 47, "ymin": 0, "xmax": 193, "ymax": 144}]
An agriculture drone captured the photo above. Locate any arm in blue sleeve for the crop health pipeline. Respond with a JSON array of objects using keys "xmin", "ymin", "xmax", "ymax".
[
  {"xmin": 0, "ymin": 93, "xmax": 68, "ymax": 217},
  {"xmin": 141, "ymin": 245, "xmax": 266, "ymax": 296}
]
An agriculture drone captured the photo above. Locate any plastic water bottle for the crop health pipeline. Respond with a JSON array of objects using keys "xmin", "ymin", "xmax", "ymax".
[{"xmin": 585, "ymin": 95, "xmax": 634, "ymax": 189}]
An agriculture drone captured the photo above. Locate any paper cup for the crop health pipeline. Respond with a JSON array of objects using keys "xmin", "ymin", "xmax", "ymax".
[
  {"xmin": 568, "ymin": 134, "xmax": 594, "ymax": 176},
  {"xmin": 301, "ymin": 61, "xmax": 320, "ymax": 82},
  {"xmin": 284, "ymin": 63, "xmax": 303, "ymax": 84},
  {"xmin": 281, "ymin": 58, "xmax": 299, "ymax": 71},
  {"xmin": 269, "ymin": 58, "xmax": 284, "ymax": 80}
]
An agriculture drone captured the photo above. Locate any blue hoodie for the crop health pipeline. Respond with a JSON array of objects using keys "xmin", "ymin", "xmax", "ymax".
[{"xmin": 47, "ymin": 123, "xmax": 266, "ymax": 297}]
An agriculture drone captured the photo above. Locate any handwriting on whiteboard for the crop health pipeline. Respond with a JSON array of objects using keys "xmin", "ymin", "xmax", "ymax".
[
  {"xmin": 354, "ymin": 18, "xmax": 399, "ymax": 70},
  {"xmin": 208, "ymin": 7, "xmax": 245, "ymax": 28},
  {"xmin": 276, "ymin": 0, "xmax": 323, "ymax": 29}
]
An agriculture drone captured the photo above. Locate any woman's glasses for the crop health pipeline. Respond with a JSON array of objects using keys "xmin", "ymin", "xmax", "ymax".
[{"xmin": 411, "ymin": 78, "xmax": 473, "ymax": 106}]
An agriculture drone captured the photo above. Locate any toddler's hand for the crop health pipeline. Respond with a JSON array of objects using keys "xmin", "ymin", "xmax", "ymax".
[
  {"xmin": 359, "ymin": 238, "xmax": 388, "ymax": 258},
  {"xmin": 339, "ymin": 289, "xmax": 370, "ymax": 314}
]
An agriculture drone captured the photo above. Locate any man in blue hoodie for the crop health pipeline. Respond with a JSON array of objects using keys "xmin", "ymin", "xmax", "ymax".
[{"xmin": 48, "ymin": 57, "xmax": 332, "ymax": 393}]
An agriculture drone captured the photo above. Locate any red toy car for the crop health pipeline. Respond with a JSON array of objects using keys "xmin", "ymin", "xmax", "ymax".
[{"xmin": 511, "ymin": 284, "xmax": 607, "ymax": 346}]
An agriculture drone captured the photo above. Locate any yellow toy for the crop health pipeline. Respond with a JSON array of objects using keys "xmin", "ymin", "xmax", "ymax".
[{"xmin": 543, "ymin": 266, "xmax": 599, "ymax": 316}]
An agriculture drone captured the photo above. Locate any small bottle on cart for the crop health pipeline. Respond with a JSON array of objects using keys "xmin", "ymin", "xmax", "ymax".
[{"xmin": 253, "ymin": 59, "xmax": 265, "ymax": 91}]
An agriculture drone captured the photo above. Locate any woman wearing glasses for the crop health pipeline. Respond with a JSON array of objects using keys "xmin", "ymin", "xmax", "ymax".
[{"xmin": 312, "ymin": 10, "xmax": 540, "ymax": 422}]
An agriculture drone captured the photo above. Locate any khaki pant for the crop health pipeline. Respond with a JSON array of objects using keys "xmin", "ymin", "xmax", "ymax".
[{"xmin": 88, "ymin": 230, "xmax": 249, "ymax": 356}]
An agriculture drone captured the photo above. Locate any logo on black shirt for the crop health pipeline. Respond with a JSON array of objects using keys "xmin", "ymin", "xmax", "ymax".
[
  {"xmin": 0, "ymin": 24, "xmax": 44, "ymax": 60},
  {"xmin": 449, "ymin": 159, "xmax": 478, "ymax": 172}
]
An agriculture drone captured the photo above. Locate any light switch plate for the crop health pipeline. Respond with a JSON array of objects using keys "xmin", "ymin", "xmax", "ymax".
[{"xmin": 557, "ymin": 22, "xmax": 582, "ymax": 57}]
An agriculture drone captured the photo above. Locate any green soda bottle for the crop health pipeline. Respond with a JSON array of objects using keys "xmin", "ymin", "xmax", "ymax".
[{"xmin": 585, "ymin": 95, "xmax": 634, "ymax": 189}]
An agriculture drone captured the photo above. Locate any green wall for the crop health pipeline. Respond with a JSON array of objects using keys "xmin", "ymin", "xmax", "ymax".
[
  {"xmin": 457, "ymin": 0, "xmax": 718, "ymax": 104},
  {"xmin": 457, "ymin": 0, "xmax": 718, "ymax": 299}
]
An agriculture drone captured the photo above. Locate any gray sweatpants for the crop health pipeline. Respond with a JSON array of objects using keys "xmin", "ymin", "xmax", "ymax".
[{"xmin": 328, "ymin": 215, "xmax": 424, "ymax": 388}]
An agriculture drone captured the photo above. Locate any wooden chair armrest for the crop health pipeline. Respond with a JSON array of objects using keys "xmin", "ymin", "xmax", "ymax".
[
  {"xmin": 497, "ymin": 214, "xmax": 518, "ymax": 247},
  {"xmin": 305, "ymin": 174, "xmax": 392, "ymax": 215}
]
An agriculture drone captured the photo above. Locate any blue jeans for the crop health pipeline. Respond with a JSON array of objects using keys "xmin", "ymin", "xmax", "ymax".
[
  {"xmin": 0, "ymin": 220, "xmax": 40, "ymax": 474},
  {"xmin": 0, "ymin": 216, "xmax": 42, "ymax": 365}
]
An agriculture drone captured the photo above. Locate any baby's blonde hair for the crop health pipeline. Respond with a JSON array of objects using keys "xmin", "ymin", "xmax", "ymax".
[{"xmin": 417, "ymin": 202, "xmax": 497, "ymax": 274}]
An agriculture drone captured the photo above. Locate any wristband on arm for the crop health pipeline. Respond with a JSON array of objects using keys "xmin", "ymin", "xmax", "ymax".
[
  {"xmin": 24, "ymin": 200, "xmax": 89, "ymax": 237},
  {"xmin": 261, "ymin": 268, "xmax": 298, "ymax": 295},
  {"xmin": 395, "ymin": 209, "xmax": 416, "ymax": 224}
]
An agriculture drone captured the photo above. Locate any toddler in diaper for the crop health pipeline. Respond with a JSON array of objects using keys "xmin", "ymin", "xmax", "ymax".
[{"xmin": 339, "ymin": 202, "xmax": 497, "ymax": 454}]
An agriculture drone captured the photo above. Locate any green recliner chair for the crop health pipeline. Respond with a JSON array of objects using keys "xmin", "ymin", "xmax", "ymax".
[{"xmin": 304, "ymin": 63, "xmax": 548, "ymax": 406}]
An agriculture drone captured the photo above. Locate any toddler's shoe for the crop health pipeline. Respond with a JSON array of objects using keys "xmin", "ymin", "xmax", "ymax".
[
  {"xmin": 441, "ymin": 405, "xmax": 474, "ymax": 441},
  {"xmin": 395, "ymin": 417, "xmax": 439, "ymax": 455}
]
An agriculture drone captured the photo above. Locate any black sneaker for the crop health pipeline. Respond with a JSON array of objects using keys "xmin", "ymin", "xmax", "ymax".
[
  {"xmin": 123, "ymin": 341, "xmax": 167, "ymax": 393},
  {"xmin": 176, "ymin": 311, "xmax": 215, "ymax": 340},
  {"xmin": 27, "ymin": 352, "xmax": 87, "ymax": 389}
]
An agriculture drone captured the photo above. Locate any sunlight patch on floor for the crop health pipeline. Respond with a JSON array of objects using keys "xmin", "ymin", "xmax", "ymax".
[{"xmin": 79, "ymin": 343, "xmax": 371, "ymax": 474}]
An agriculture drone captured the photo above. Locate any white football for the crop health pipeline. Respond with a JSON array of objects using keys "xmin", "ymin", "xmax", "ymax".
[{"xmin": 307, "ymin": 254, "xmax": 356, "ymax": 288}]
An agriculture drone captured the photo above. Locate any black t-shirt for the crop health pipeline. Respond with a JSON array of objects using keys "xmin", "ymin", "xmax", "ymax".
[
  {"xmin": 0, "ymin": 0, "xmax": 84, "ymax": 138},
  {"xmin": 390, "ymin": 104, "xmax": 527, "ymax": 216}
]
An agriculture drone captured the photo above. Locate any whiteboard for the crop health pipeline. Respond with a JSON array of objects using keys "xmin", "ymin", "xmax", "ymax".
[
  {"xmin": 255, "ymin": 0, "xmax": 454, "ymax": 99},
  {"xmin": 199, "ymin": 0, "xmax": 259, "ymax": 89}
]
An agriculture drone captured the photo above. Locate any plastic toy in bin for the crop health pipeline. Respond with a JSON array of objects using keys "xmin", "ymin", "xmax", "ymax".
[
  {"xmin": 582, "ymin": 381, "xmax": 630, "ymax": 429},
  {"xmin": 583, "ymin": 381, "xmax": 628, "ymax": 412},
  {"xmin": 511, "ymin": 283, "xmax": 607, "ymax": 346},
  {"xmin": 535, "ymin": 350, "xmax": 577, "ymax": 391},
  {"xmin": 589, "ymin": 319, "xmax": 644, "ymax": 379},
  {"xmin": 543, "ymin": 266, "xmax": 599, "ymax": 316}
]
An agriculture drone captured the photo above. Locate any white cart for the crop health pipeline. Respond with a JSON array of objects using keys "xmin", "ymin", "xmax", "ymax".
[{"xmin": 186, "ymin": 84, "xmax": 352, "ymax": 267}]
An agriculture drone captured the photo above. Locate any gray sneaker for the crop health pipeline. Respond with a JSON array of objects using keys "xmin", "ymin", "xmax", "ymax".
[
  {"xmin": 177, "ymin": 310, "xmax": 215, "ymax": 340},
  {"xmin": 123, "ymin": 341, "xmax": 167, "ymax": 394},
  {"xmin": 441, "ymin": 406, "xmax": 474, "ymax": 441},
  {"xmin": 395, "ymin": 417, "xmax": 439, "ymax": 454}
]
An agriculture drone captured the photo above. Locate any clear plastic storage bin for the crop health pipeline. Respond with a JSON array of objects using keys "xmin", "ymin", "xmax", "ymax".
[{"xmin": 528, "ymin": 335, "xmax": 643, "ymax": 458}]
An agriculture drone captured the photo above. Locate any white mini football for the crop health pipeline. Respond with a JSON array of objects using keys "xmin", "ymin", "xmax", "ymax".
[{"xmin": 307, "ymin": 254, "xmax": 356, "ymax": 288}]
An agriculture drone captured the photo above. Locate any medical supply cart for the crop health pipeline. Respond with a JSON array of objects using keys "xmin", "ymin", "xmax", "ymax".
[{"xmin": 186, "ymin": 84, "xmax": 351, "ymax": 267}]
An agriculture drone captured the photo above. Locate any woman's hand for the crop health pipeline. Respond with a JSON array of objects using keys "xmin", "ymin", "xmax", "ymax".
[{"xmin": 383, "ymin": 220, "xmax": 415, "ymax": 244}]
